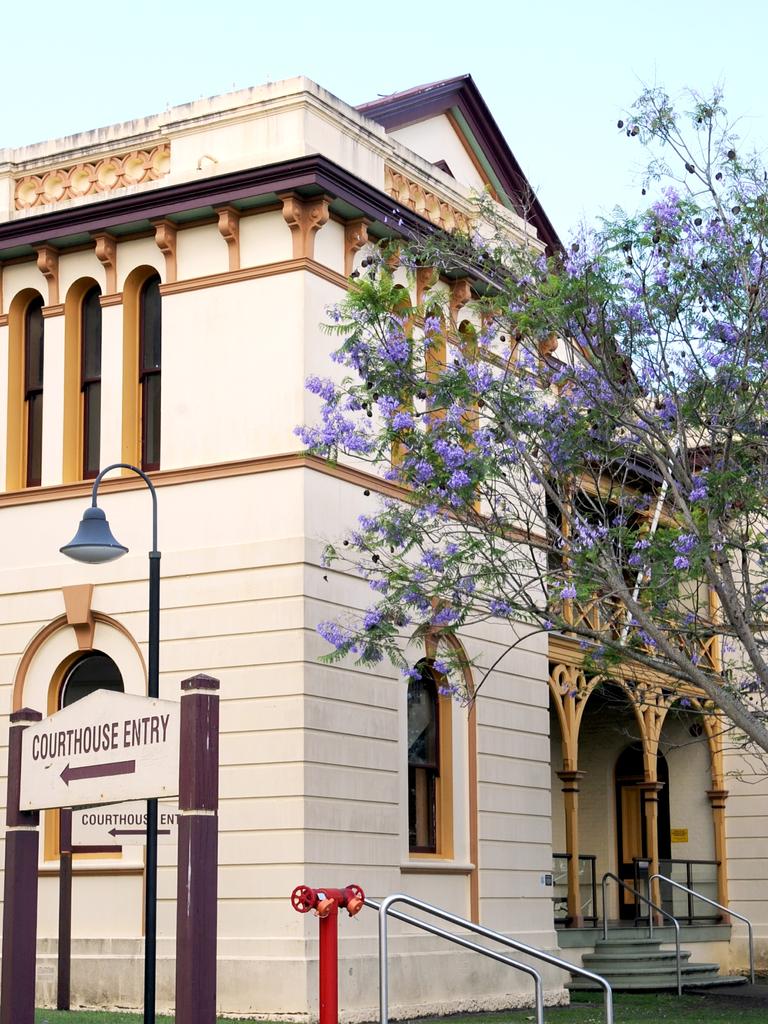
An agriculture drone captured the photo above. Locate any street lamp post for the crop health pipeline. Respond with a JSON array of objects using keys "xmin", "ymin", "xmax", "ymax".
[{"xmin": 60, "ymin": 463, "xmax": 160, "ymax": 1024}]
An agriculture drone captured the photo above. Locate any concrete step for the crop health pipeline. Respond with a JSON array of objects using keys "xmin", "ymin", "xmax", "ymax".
[
  {"xmin": 683, "ymin": 975, "xmax": 750, "ymax": 990},
  {"xmin": 589, "ymin": 940, "xmax": 668, "ymax": 955},
  {"xmin": 582, "ymin": 950, "xmax": 693, "ymax": 966},
  {"xmin": 577, "ymin": 959, "xmax": 717, "ymax": 980},
  {"xmin": 557, "ymin": 922, "xmax": 732, "ymax": 949}
]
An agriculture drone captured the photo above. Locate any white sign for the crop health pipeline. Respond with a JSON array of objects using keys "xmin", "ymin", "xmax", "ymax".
[
  {"xmin": 20, "ymin": 690, "xmax": 180, "ymax": 811},
  {"xmin": 72, "ymin": 800, "xmax": 180, "ymax": 846}
]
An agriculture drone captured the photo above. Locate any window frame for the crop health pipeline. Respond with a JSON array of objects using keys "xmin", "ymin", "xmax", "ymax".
[
  {"xmin": 138, "ymin": 274, "xmax": 162, "ymax": 472},
  {"xmin": 406, "ymin": 660, "xmax": 454, "ymax": 858},
  {"xmin": 80, "ymin": 285, "xmax": 102, "ymax": 480},
  {"xmin": 23, "ymin": 295, "xmax": 45, "ymax": 487}
]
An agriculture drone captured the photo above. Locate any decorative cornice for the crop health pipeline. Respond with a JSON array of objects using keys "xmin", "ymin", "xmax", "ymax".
[
  {"xmin": 344, "ymin": 218, "xmax": 370, "ymax": 276},
  {"xmin": 280, "ymin": 193, "xmax": 330, "ymax": 259},
  {"xmin": 153, "ymin": 219, "xmax": 177, "ymax": 284},
  {"xmin": 449, "ymin": 278, "xmax": 472, "ymax": 322},
  {"xmin": 416, "ymin": 266, "xmax": 438, "ymax": 304},
  {"xmin": 216, "ymin": 206, "xmax": 241, "ymax": 272},
  {"xmin": 0, "ymin": 155, "xmax": 436, "ymax": 258},
  {"xmin": 36, "ymin": 245, "xmax": 59, "ymax": 305},
  {"xmin": 384, "ymin": 165, "xmax": 472, "ymax": 235},
  {"xmin": 99, "ymin": 293, "xmax": 123, "ymax": 307},
  {"xmin": 14, "ymin": 145, "xmax": 170, "ymax": 210},
  {"xmin": 157, "ymin": 257, "xmax": 348, "ymax": 296},
  {"xmin": 93, "ymin": 233, "xmax": 117, "ymax": 293},
  {"xmin": 0, "ymin": 314, "xmax": 7, "ymax": 327},
  {"xmin": 41, "ymin": 304, "xmax": 64, "ymax": 318}
]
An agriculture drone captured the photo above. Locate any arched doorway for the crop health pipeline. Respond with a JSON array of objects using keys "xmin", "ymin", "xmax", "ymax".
[{"xmin": 615, "ymin": 744, "xmax": 670, "ymax": 919}]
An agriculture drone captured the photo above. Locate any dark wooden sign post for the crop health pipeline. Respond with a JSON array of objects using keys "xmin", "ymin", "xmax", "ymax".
[
  {"xmin": 0, "ymin": 674, "xmax": 220, "ymax": 1024},
  {"xmin": 0, "ymin": 708, "xmax": 42, "ymax": 1024},
  {"xmin": 175, "ymin": 673, "xmax": 220, "ymax": 1024}
]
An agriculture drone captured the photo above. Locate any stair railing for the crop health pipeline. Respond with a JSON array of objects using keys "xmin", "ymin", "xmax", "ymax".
[
  {"xmin": 649, "ymin": 872, "xmax": 755, "ymax": 984},
  {"xmin": 601, "ymin": 872, "xmax": 682, "ymax": 996},
  {"xmin": 367, "ymin": 893, "xmax": 613, "ymax": 1024}
]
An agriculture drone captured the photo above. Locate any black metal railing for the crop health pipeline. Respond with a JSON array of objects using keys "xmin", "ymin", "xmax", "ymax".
[
  {"xmin": 657, "ymin": 859, "xmax": 721, "ymax": 923},
  {"xmin": 552, "ymin": 853, "xmax": 598, "ymax": 926}
]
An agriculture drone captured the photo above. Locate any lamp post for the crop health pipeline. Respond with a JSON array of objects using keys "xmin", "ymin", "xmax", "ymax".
[{"xmin": 60, "ymin": 462, "xmax": 160, "ymax": 1024}]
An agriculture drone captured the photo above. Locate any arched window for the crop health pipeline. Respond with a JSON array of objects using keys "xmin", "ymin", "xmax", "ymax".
[
  {"xmin": 408, "ymin": 663, "xmax": 440, "ymax": 852},
  {"xmin": 6, "ymin": 290, "xmax": 45, "ymax": 491},
  {"xmin": 139, "ymin": 274, "xmax": 162, "ymax": 470},
  {"xmin": 24, "ymin": 296, "xmax": 45, "ymax": 487},
  {"xmin": 81, "ymin": 286, "xmax": 102, "ymax": 479},
  {"xmin": 59, "ymin": 651, "xmax": 124, "ymax": 709}
]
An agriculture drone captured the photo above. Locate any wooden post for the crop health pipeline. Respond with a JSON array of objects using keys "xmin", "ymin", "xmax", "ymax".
[
  {"xmin": 57, "ymin": 808, "xmax": 73, "ymax": 1010},
  {"xmin": 0, "ymin": 708, "xmax": 42, "ymax": 1024},
  {"xmin": 640, "ymin": 781, "xmax": 664, "ymax": 917},
  {"xmin": 707, "ymin": 788, "xmax": 730, "ymax": 920},
  {"xmin": 175, "ymin": 674, "xmax": 220, "ymax": 1024},
  {"xmin": 556, "ymin": 770, "xmax": 586, "ymax": 926}
]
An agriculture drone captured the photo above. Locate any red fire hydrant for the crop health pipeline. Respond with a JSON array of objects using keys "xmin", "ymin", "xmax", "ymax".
[{"xmin": 291, "ymin": 884, "xmax": 365, "ymax": 1024}]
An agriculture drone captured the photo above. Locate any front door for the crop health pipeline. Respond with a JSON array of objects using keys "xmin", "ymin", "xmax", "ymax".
[
  {"xmin": 615, "ymin": 746, "xmax": 671, "ymax": 920},
  {"xmin": 615, "ymin": 746, "xmax": 646, "ymax": 920},
  {"xmin": 618, "ymin": 745, "xmax": 647, "ymax": 921}
]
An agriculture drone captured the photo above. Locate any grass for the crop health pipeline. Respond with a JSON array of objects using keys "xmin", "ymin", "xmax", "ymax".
[{"xmin": 32, "ymin": 990, "xmax": 768, "ymax": 1024}]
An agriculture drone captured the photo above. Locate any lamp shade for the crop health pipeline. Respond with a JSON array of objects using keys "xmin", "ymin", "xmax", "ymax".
[{"xmin": 60, "ymin": 506, "xmax": 129, "ymax": 564}]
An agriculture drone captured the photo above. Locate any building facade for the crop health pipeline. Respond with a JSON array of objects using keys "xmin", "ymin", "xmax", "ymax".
[{"xmin": 0, "ymin": 75, "xmax": 764, "ymax": 1018}]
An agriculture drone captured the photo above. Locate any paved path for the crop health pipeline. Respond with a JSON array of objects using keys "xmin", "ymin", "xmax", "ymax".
[{"xmin": 689, "ymin": 981, "xmax": 768, "ymax": 1008}]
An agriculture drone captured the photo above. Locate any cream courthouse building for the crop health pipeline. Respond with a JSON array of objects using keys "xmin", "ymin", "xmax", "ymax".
[{"xmin": 0, "ymin": 75, "xmax": 765, "ymax": 1018}]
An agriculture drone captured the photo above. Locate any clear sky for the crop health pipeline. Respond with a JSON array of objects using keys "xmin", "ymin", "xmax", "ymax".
[{"xmin": 4, "ymin": 0, "xmax": 767, "ymax": 238}]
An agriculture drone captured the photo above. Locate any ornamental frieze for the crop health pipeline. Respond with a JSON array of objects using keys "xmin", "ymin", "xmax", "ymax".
[
  {"xmin": 14, "ymin": 144, "xmax": 171, "ymax": 210},
  {"xmin": 384, "ymin": 165, "xmax": 472, "ymax": 235}
]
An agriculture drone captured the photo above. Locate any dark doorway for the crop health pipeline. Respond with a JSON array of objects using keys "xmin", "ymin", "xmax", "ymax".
[{"xmin": 615, "ymin": 744, "xmax": 670, "ymax": 919}]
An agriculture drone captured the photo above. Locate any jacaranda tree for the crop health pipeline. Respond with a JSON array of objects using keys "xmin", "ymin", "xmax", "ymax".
[{"xmin": 298, "ymin": 88, "xmax": 768, "ymax": 755}]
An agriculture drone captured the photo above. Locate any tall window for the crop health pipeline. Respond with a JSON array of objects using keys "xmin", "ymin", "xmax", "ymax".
[
  {"xmin": 24, "ymin": 296, "xmax": 44, "ymax": 487},
  {"xmin": 408, "ymin": 664, "xmax": 439, "ymax": 852},
  {"xmin": 81, "ymin": 286, "xmax": 102, "ymax": 479},
  {"xmin": 139, "ymin": 275, "xmax": 162, "ymax": 470}
]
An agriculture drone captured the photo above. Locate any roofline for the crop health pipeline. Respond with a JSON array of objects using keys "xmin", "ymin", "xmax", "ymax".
[{"xmin": 358, "ymin": 75, "xmax": 562, "ymax": 254}]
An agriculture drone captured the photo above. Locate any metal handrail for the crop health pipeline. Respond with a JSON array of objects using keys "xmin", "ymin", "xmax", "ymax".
[
  {"xmin": 650, "ymin": 872, "xmax": 755, "ymax": 984},
  {"xmin": 364, "ymin": 897, "xmax": 544, "ymax": 1024},
  {"xmin": 368, "ymin": 893, "xmax": 613, "ymax": 1024},
  {"xmin": 602, "ymin": 872, "xmax": 682, "ymax": 997}
]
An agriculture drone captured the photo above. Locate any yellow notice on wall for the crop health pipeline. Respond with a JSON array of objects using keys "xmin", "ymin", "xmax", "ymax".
[{"xmin": 670, "ymin": 828, "xmax": 689, "ymax": 843}]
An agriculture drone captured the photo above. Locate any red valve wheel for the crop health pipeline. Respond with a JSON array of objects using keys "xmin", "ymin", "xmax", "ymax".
[
  {"xmin": 291, "ymin": 885, "xmax": 317, "ymax": 913},
  {"xmin": 345, "ymin": 883, "xmax": 365, "ymax": 916}
]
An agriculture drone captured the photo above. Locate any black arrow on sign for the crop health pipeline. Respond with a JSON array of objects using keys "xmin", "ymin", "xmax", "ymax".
[
  {"xmin": 107, "ymin": 827, "xmax": 172, "ymax": 838},
  {"xmin": 60, "ymin": 759, "xmax": 136, "ymax": 786}
]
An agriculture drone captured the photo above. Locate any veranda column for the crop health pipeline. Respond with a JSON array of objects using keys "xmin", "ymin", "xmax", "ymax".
[
  {"xmin": 556, "ymin": 769, "xmax": 586, "ymax": 926},
  {"xmin": 640, "ymin": 780, "xmax": 664, "ymax": 915},
  {"xmin": 707, "ymin": 787, "xmax": 730, "ymax": 919}
]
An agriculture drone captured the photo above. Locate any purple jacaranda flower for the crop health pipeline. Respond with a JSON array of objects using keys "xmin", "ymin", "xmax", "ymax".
[
  {"xmin": 304, "ymin": 375, "xmax": 337, "ymax": 401},
  {"xmin": 673, "ymin": 533, "xmax": 697, "ymax": 555},
  {"xmin": 448, "ymin": 469, "xmax": 472, "ymax": 490},
  {"xmin": 364, "ymin": 608, "xmax": 383, "ymax": 630},
  {"xmin": 689, "ymin": 476, "xmax": 708, "ymax": 502},
  {"xmin": 422, "ymin": 550, "xmax": 444, "ymax": 572},
  {"xmin": 392, "ymin": 411, "xmax": 414, "ymax": 429}
]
